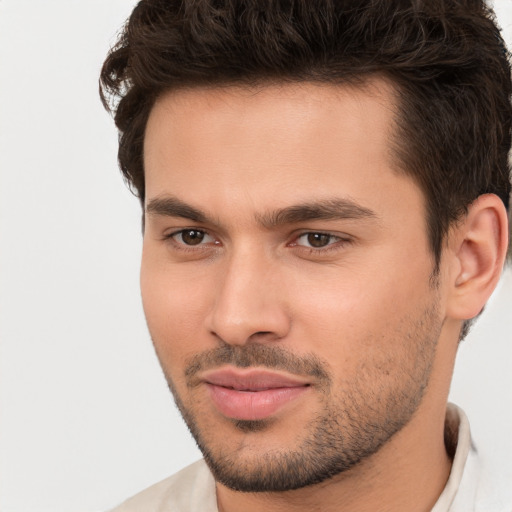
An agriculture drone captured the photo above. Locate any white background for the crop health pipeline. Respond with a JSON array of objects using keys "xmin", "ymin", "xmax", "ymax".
[{"xmin": 0, "ymin": 2, "xmax": 511, "ymax": 511}]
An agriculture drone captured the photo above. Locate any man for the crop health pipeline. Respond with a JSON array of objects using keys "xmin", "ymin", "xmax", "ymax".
[{"xmin": 100, "ymin": 1, "xmax": 511, "ymax": 511}]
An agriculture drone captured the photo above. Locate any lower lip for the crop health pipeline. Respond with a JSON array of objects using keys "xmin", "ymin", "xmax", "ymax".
[{"xmin": 206, "ymin": 383, "xmax": 309, "ymax": 421}]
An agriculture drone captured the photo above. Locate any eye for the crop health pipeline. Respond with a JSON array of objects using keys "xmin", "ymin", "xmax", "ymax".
[
  {"xmin": 170, "ymin": 229, "xmax": 216, "ymax": 246},
  {"xmin": 295, "ymin": 232, "xmax": 343, "ymax": 249}
]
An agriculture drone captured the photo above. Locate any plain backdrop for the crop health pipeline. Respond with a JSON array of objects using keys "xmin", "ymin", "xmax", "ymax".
[{"xmin": 0, "ymin": 1, "xmax": 511, "ymax": 511}]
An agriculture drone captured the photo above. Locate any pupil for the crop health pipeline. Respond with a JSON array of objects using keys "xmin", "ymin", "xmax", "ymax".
[
  {"xmin": 182, "ymin": 230, "xmax": 204, "ymax": 245},
  {"xmin": 307, "ymin": 233, "xmax": 330, "ymax": 247}
]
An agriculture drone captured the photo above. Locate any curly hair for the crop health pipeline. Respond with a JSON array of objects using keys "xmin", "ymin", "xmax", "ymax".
[{"xmin": 100, "ymin": 0, "xmax": 511, "ymax": 267}]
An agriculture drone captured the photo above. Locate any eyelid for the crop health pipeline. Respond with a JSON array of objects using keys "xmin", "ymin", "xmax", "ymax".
[
  {"xmin": 164, "ymin": 227, "xmax": 219, "ymax": 247},
  {"xmin": 289, "ymin": 230, "xmax": 352, "ymax": 251},
  {"xmin": 161, "ymin": 227, "xmax": 351, "ymax": 253}
]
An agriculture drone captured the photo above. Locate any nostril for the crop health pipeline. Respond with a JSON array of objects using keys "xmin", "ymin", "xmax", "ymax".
[
  {"xmin": 247, "ymin": 331, "xmax": 282, "ymax": 344},
  {"xmin": 205, "ymin": 294, "xmax": 291, "ymax": 345}
]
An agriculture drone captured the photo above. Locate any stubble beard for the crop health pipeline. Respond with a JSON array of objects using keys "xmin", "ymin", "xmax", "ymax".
[{"xmin": 159, "ymin": 301, "xmax": 442, "ymax": 493}]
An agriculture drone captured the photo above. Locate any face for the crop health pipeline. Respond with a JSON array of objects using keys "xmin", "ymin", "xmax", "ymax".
[{"xmin": 141, "ymin": 82, "xmax": 445, "ymax": 492}]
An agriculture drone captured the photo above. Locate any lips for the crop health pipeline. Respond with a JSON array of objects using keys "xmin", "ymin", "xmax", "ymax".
[{"xmin": 202, "ymin": 368, "xmax": 310, "ymax": 421}]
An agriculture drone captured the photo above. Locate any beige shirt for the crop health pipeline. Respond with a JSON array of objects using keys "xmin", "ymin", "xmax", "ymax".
[{"xmin": 109, "ymin": 404, "xmax": 509, "ymax": 512}]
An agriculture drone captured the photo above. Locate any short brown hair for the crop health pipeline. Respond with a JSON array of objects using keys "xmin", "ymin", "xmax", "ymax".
[{"xmin": 100, "ymin": 0, "xmax": 511, "ymax": 266}]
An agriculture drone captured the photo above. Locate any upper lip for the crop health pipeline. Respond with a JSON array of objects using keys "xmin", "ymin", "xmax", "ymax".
[{"xmin": 201, "ymin": 367, "xmax": 311, "ymax": 391}]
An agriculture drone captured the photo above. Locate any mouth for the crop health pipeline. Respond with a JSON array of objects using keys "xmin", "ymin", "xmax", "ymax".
[{"xmin": 201, "ymin": 367, "xmax": 311, "ymax": 421}]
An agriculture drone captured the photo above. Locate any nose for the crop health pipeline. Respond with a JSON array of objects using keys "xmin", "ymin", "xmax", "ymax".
[{"xmin": 205, "ymin": 250, "xmax": 291, "ymax": 345}]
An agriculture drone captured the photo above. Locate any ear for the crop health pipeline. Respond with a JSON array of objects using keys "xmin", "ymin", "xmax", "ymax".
[{"xmin": 445, "ymin": 194, "xmax": 509, "ymax": 321}]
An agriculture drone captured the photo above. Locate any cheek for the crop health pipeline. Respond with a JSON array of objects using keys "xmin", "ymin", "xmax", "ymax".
[
  {"xmin": 140, "ymin": 253, "xmax": 215, "ymax": 373},
  {"xmin": 288, "ymin": 255, "xmax": 435, "ymax": 367}
]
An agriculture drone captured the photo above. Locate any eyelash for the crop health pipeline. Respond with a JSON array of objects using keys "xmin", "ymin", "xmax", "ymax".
[
  {"xmin": 293, "ymin": 232, "xmax": 348, "ymax": 251},
  {"xmin": 164, "ymin": 228, "xmax": 351, "ymax": 254},
  {"xmin": 164, "ymin": 229, "xmax": 219, "ymax": 253}
]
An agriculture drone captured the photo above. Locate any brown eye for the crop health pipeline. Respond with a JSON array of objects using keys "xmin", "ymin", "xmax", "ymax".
[
  {"xmin": 306, "ymin": 233, "xmax": 332, "ymax": 248},
  {"xmin": 173, "ymin": 229, "xmax": 211, "ymax": 246},
  {"xmin": 182, "ymin": 230, "xmax": 204, "ymax": 245}
]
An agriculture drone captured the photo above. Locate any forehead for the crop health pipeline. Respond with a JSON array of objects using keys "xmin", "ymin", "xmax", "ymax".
[
  {"xmin": 145, "ymin": 80, "xmax": 398, "ymax": 163},
  {"xmin": 143, "ymin": 80, "xmax": 423, "ymax": 225}
]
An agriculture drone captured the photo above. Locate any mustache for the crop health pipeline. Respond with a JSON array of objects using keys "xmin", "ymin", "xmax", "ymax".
[{"xmin": 184, "ymin": 343, "xmax": 331, "ymax": 387}]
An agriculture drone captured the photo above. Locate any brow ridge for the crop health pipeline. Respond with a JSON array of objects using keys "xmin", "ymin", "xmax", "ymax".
[
  {"xmin": 145, "ymin": 195, "xmax": 378, "ymax": 228},
  {"xmin": 257, "ymin": 198, "xmax": 378, "ymax": 228},
  {"xmin": 146, "ymin": 196, "xmax": 207, "ymax": 223}
]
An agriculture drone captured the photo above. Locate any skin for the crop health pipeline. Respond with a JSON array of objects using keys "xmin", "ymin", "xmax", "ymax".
[{"xmin": 141, "ymin": 81, "xmax": 508, "ymax": 512}]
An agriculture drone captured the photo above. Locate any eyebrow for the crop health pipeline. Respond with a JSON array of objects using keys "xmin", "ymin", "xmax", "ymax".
[
  {"xmin": 257, "ymin": 198, "xmax": 378, "ymax": 228},
  {"xmin": 145, "ymin": 195, "xmax": 378, "ymax": 227},
  {"xmin": 146, "ymin": 196, "xmax": 208, "ymax": 223}
]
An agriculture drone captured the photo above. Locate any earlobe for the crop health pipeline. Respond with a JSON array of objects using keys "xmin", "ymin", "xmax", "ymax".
[{"xmin": 446, "ymin": 194, "xmax": 509, "ymax": 321}]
